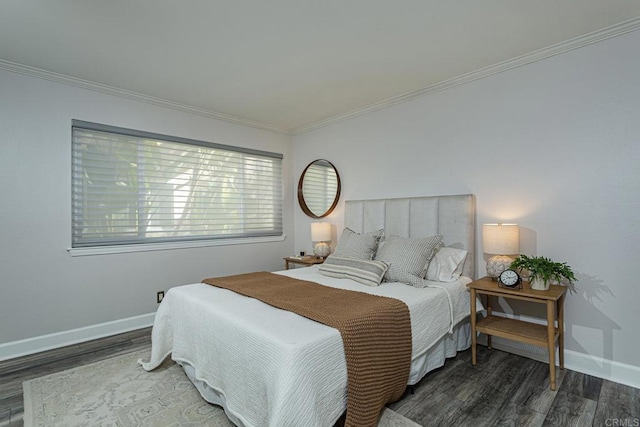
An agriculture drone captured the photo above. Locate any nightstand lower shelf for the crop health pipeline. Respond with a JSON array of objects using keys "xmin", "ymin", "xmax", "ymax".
[{"xmin": 476, "ymin": 315, "xmax": 559, "ymax": 348}]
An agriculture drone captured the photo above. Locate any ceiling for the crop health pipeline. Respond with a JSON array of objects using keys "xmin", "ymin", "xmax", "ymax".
[{"xmin": 1, "ymin": 1, "xmax": 639, "ymax": 134}]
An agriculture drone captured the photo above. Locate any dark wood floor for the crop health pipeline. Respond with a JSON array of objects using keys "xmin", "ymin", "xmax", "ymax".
[
  {"xmin": 1, "ymin": 328, "xmax": 638, "ymax": 426},
  {"xmin": 390, "ymin": 346, "xmax": 639, "ymax": 426}
]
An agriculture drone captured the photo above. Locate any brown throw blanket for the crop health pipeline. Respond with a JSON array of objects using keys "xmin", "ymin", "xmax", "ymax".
[{"xmin": 202, "ymin": 272, "xmax": 412, "ymax": 427}]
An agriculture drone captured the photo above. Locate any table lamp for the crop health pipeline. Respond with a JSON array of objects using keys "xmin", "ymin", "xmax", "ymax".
[
  {"xmin": 310, "ymin": 222, "xmax": 331, "ymax": 258},
  {"xmin": 482, "ymin": 223, "xmax": 519, "ymax": 279}
]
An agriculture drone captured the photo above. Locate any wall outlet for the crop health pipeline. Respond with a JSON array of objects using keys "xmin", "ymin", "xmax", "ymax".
[{"xmin": 157, "ymin": 291, "xmax": 164, "ymax": 303}]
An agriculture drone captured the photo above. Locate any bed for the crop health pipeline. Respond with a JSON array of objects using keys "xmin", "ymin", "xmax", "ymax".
[{"xmin": 141, "ymin": 194, "xmax": 477, "ymax": 427}]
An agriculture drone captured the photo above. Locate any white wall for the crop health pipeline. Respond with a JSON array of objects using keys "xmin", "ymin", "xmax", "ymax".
[
  {"xmin": 0, "ymin": 70, "xmax": 294, "ymax": 348},
  {"xmin": 293, "ymin": 30, "xmax": 640, "ymax": 379}
]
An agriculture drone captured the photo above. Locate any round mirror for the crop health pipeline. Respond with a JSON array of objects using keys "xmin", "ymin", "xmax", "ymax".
[{"xmin": 298, "ymin": 159, "xmax": 341, "ymax": 218}]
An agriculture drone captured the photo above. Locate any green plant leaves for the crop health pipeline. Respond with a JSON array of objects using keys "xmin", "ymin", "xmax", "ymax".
[{"xmin": 510, "ymin": 254, "xmax": 576, "ymax": 285}]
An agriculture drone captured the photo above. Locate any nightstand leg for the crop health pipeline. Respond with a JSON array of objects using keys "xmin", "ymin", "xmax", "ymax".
[
  {"xmin": 558, "ymin": 294, "xmax": 565, "ymax": 370},
  {"xmin": 486, "ymin": 295, "xmax": 492, "ymax": 349},
  {"xmin": 470, "ymin": 288, "xmax": 477, "ymax": 366},
  {"xmin": 547, "ymin": 300, "xmax": 556, "ymax": 390}
]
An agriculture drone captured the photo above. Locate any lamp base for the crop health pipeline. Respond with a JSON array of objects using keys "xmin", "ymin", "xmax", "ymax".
[
  {"xmin": 486, "ymin": 255, "xmax": 515, "ymax": 279},
  {"xmin": 313, "ymin": 242, "xmax": 331, "ymax": 258}
]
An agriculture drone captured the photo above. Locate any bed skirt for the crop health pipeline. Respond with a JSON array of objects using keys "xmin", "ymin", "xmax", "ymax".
[
  {"xmin": 180, "ymin": 318, "xmax": 471, "ymax": 427},
  {"xmin": 408, "ymin": 317, "xmax": 471, "ymax": 385}
]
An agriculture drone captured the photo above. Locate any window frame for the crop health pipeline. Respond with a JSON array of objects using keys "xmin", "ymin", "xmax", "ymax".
[{"xmin": 69, "ymin": 120, "xmax": 285, "ymax": 256}]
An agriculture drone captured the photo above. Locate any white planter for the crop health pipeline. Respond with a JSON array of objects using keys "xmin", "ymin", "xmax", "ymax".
[{"xmin": 530, "ymin": 277, "xmax": 550, "ymax": 291}]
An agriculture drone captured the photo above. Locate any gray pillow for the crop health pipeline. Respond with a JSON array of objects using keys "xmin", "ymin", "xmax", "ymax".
[
  {"xmin": 333, "ymin": 228, "xmax": 384, "ymax": 260},
  {"xmin": 318, "ymin": 256, "xmax": 389, "ymax": 287},
  {"xmin": 374, "ymin": 235, "xmax": 443, "ymax": 287}
]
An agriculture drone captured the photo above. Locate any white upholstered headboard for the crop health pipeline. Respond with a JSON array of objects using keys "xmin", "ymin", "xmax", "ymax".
[{"xmin": 344, "ymin": 194, "xmax": 476, "ymax": 279}]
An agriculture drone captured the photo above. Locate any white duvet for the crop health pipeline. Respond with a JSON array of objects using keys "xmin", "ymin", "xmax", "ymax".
[{"xmin": 140, "ymin": 266, "xmax": 473, "ymax": 427}]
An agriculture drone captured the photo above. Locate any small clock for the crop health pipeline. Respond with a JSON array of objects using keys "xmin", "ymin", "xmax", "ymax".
[{"xmin": 498, "ymin": 269, "xmax": 522, "ymax": 289}]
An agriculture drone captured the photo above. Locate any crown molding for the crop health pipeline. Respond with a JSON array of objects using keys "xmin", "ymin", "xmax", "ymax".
[
  {"xmin": 2, "ymin": 17, "xmax": 639, "ymax": 137},
  {"xmin": 0, "ymin": 59, "xmax": 291, "ymax": 135},
  {"xmin": 291, "ymin": 17, "xmax": 640, "ymax": 135}
]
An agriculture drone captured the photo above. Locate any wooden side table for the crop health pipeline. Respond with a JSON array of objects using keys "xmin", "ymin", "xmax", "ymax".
[
  {"xmin": 467, "ymin": 276, "xmax": 567, "ymax": 390},
  {"xmin": 284, "ymin": 256, "xmax": 325, "ymax": 270}
]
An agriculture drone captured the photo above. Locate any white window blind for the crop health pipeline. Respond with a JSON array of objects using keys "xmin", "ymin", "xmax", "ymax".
[{"xmin": 72, "ymin": 120, "xmax": 283, "ymax": 248}]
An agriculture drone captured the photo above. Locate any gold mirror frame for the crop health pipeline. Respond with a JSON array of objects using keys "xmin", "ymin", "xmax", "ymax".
[{"xmin": 297, "ymin": 159, "xmax": 341, "ymax": 218}]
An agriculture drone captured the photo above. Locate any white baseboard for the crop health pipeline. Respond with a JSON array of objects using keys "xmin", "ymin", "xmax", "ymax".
[
  {"xmin": 564, "ymin": 349, "xmax": 640, "ymax": 390},
  {"xmin": 479, "ymin": 330, "xmax": 640, "ymax": 390},
  {"xmin": 0, "ymin": 312, "xmax": 156, "ymax": 362}
]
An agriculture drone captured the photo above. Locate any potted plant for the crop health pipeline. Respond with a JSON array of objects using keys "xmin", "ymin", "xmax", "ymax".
[{"xmin": 510, "ymin": 254, "xmax": 576, "ymax": 291}]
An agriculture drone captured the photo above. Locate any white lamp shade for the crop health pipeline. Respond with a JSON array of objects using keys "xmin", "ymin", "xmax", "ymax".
[
  {"xmin": 310, "ymin": 222, "xmax": 331, "ymax": 242},
  {"xmin": 482, "ymin": 223, "xmax": 519, "ymax": 255}
]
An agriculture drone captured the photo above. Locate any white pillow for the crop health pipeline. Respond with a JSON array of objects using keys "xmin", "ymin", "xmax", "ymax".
[{"xmin": 426, "ymin": 246, "xmax": 468, "ymax": 282}]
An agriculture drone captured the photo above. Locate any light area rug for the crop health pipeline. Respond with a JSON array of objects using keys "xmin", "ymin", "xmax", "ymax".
[{"xmin": 23, "ymin": 348, "xmax": 420, "ymax": 427}]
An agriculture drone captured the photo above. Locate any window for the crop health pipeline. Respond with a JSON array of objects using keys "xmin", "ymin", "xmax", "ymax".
[{"xmin": 72, "ymin": 120, "xmax": 283, "ymax": 249}]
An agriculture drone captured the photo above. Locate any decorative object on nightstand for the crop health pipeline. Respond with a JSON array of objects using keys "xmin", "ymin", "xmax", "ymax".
[
  {"xmin": 510, "ymin": 254, "xmax": 576, "ymax": 291},
  {"xmin": 498, "ymin": 268, "xmax": 522, "ymax": 289},
  {"xmin": 482, "ymin": 223, "xmax": 519, "ymax": 279},
  {"xmin": 311, "ymin": 222, "xmax": 332, "ymax": 258}
]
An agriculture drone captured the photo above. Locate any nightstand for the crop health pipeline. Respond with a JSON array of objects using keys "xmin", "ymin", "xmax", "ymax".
[
  {"xmin": 467, "ymin": 276, "xmax": 567, "ymax": 390},
  {"xmin": 283, "ymin": 256, "xmax": 325, "ymax": 270}
]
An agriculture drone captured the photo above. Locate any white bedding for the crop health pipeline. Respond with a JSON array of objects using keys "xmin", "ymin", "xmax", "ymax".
[{"xmin": 140, "ymin": 266, "xmax": 474, "ymax": 427}]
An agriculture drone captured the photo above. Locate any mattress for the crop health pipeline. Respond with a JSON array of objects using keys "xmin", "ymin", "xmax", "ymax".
[{"xmin": 140, "ymin": 266, "xmax": 475, "ymax": 427}]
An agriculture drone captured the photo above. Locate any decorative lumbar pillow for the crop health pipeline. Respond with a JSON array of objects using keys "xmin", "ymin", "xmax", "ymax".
[
  {"xmin": 426, "ymin": 246, "xmax": 468, "ymax": 282},
  {"xmin": 374, "ymin": 234, "xmax": 443, "ymax": 287},
  {"xmin": 318, "ymin": 256, "xmax": 389, "ymax": 287},
  {"xmin": 332, "ymin": 228, "xmax": 384, "ymax": 260}
]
